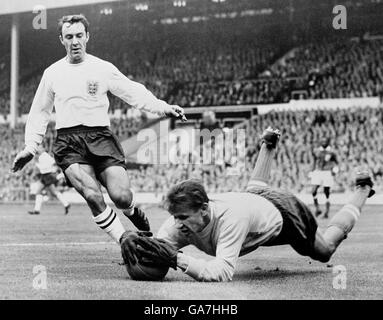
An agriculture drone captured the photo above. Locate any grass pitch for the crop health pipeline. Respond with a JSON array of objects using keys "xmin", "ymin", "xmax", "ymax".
[{"xmin": 0, "ymin": 203, "xmax": 382, "ymax": 300}]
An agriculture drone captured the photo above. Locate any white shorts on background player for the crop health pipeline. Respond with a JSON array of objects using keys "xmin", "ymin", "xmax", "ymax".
[{"xmin": 310, "ymin": 170, "xmax": 334, "ymax": 188}]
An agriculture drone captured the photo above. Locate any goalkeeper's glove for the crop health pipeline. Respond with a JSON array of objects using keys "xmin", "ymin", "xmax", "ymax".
[
  {"xmin": 135, "ymin": 237, "xmax": 179, "ymax": 270},
  {"xmin": 120, "ymin": 230, "xmax": 152, "ymax": 265}
]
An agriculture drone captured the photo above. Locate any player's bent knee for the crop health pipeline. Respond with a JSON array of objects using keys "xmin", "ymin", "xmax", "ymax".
[
  {"xmin": 309, "ymin": 246, "xmax": 333, "ymax": 263},
  {"xmin": 110, "ymin": 189, "xmax": 133, "ymax": 209},
  {"xmin": 311, "ymin": 245, "xmax": 335, "ymax": 263},
  {"xmin": 313, "ymin": 252, "xmax": 332, "ymax": 263}
]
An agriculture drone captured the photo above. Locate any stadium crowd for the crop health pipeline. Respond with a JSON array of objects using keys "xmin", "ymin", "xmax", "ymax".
[
  {"xmin": 169, "ymin": 37, "xmax": 383, "ymax": 107},
  {"xmin": 123, "ymin": 106, "xmax": 383, "ymax": 196},
  {"xmin": 2, "ymin": 35, "xmax": 382, "ymax": 117},
  {"xmin": 1, "ymin": 104, "xmax": 383, "ymax": 201},
  {"xmin": 1, "ymin": 18, "xmax": 383, "ymax": 201},
  {"xmin": 0, "ymin": 22, "xmax": 284, "ymax": 115},
  {"xmin": 0, "ymin": 123, "xmax": 30, "ymax": 201},
  {"xmin": 263, "ymin": 38, "xmax": 383, "ymax": 100}
]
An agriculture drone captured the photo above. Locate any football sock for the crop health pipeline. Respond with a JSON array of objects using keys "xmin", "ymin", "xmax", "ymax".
[
  {"xmin": 323, "ymin": 186, "xmax": 369, "ymax": 249},
  {"xmin": 246, "ymin": 143, "xmax": 275, "ymax": 189},
  {"xmin": 348, "ymin": 185, "xmax": 371, "ymax": 211},
  {"xmin": 93, "ymin": 206, "xmax": 125, "ymax": 244},
  {"xmin": 56, "ymin": 192, "xmax": 69, "ymax": 207},
  {"xmin": 122, "ymin": 188, "xmax": 136, "ymax": 217},
  {"xmin": 34, "ymin": 194, "xmax": 43, "ymax": 212},
  {"xmin": 324, "ymin": 204, "xmax": 360, "ymax": 249}
]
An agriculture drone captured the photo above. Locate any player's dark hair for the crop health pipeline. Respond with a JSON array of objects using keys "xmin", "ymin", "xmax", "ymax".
[
  {"xmin": 58, "ymin": 14, "xmax": 89, "ymax": 36},
  {"xmin": 166, "ymin": 179, "xmax": 209, "ymax": 214},
  {"xmin": 321, "ymin": 137, "xmax": 330, "ymax": 146}
]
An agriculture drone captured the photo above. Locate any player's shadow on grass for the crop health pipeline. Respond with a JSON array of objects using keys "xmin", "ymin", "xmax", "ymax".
[{"xmin": 233, "ymin": 267, "xmax": 330, "ymax": 281}]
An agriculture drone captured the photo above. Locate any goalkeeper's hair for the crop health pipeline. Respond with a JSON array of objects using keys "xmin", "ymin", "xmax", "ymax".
[{"xmin": 165, "ymin": 179, "xmax": 209, "ymax": 214}]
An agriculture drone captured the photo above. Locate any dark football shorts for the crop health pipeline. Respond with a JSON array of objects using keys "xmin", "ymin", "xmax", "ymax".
[
  {"xmin": 53, "ymin": 125, "xmax": 127, "ymax": 186},
  {"xmin": 38, "ymin": 173, "xmax": 58, "ymax": 187},
  {"xmin": 247, "ymin": 185, "xmax": 318, "ymax": 257}
]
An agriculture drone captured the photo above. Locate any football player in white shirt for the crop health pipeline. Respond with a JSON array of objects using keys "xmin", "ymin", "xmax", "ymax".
[
  {"xmin": 29, "ymin": 145, "xmax": 70, "ymax": 215},
  {"xmin": 133, "ymin": 128, "xmax": 374, "ymax": 282},
  {"xmin": 11, "ymin": 14, "xmax": 186, "ymax": 264}
]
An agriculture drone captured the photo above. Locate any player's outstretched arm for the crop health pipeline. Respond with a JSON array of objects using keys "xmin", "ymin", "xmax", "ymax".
[
  {"xmin": 12, "ymin": 70, "xmax": 54, "ymax": 172},
  {"xmin": 11, "ymin": 149, "xmax": 34, "ymax": 172},
  {"xmin": 163, "ymin": 104, "xmax": 187, "ymax": 122},
  {"xmin": 136, "ymin": 237, "xmax": 236, "ymax": 282},
  {"xmin": 107, "ymin": 64, "xmax": 187, "ymax": 121},
  {"xmin": 136, "ymin": 216, "xmax": 248, "ymax": 282}
]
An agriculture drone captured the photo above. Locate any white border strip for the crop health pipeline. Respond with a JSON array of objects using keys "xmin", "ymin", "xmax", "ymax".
[{"xmin": 0, "ymin": 241, "xmax": 114, "ymax": 247}]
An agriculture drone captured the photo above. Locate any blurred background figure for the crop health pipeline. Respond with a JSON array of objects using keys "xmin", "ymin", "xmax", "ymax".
[
  {"xmin": 310, "ymin": 137, "xmax": 339, "ymax": 218},
  {"xmin": 28, "ymin": 145, "xmax": 70, "ymax": 215}
]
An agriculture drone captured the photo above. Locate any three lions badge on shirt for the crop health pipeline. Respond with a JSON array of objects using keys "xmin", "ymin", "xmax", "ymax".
[{"xmin": 87, "ymin": 80, "xmax": 99, "ymax": 99}]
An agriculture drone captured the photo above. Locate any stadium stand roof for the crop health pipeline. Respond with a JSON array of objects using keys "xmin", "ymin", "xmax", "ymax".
[{"xmin": 0, "ymin": 0, "xmax": 119, "ymax": 15}]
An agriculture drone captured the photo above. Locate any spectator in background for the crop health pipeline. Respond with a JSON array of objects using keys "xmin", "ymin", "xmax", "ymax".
[{"xmin": 28, "ymin": 145, "xmax": 71, "ymax": 215}]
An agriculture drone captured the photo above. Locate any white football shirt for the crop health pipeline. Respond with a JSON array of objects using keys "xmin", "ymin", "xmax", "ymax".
[{"xmin": 25, "ymin": 54, "xmax": 170, "ymax": 155}]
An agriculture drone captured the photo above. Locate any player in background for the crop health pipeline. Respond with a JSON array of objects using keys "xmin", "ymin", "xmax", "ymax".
[
  {"xmin": 132, "ymin": 128, "xmax": 374, "ymax": 282},
  {"xmin": 11, "ymin": 14, "xmax": 186, "ymax": 260},
  {"xmin": 310, "ymin": 137, "xmax": 339, "ymax": 218},
  {"xmin": 29, "ymin": 145, "xmax": 71, "ymax": 215}
]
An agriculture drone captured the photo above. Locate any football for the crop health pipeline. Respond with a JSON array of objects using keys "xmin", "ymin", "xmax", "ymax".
[{"xmin": 125, "ymin": 260, "xmax": 169, "ymax": 281}]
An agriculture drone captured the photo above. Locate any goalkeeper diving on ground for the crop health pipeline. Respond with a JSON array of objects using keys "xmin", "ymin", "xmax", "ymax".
[{"xmin": 121, "ymin": 127, "xmax": 375, "ymax": 282}]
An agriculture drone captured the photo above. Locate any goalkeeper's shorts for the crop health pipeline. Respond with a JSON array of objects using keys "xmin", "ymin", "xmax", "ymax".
[{"xmin": 247, "ymin": 186, "xmax": 318, "ymax": 257}]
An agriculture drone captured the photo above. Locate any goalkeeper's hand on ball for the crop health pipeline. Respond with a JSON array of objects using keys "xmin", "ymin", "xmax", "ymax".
[
  {"xmin": 120, "ymin": 230, "xmax": 152, "ymax": 265},
  {"xmin": 135, "ymin": 237, "xmax": 178, "ymax": 270}
]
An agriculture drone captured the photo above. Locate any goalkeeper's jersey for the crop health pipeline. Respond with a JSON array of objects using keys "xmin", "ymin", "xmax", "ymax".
[{"xmin": 157, "ymin": 192, "xmax": 283, "ymax": 282}]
